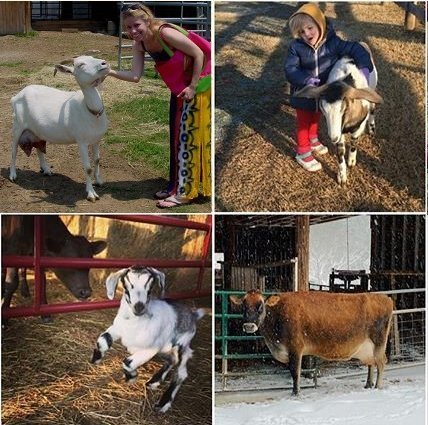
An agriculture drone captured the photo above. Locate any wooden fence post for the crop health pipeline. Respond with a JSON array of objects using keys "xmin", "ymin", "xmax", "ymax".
[{"xmin": 404, "ymin": 2, "xmax": 417, "ymax": 30}]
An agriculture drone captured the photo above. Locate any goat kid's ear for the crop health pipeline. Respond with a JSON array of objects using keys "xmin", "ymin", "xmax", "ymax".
[
  {"xmin": 294, "ymin": 84, "xmax": 326, "ymax": 99},
  {"xmin": 54, "ymin": 64, "xmax": 74, "ymax": 77},
  {"xmin": 345, "ymin": 86, "xmax": 383, "ymax": 104},
  {"xmin": 147, "ymin": 267, "xmax": 166, "ymax": 298},
  {"xmin": 105, "ymin": 268, "xmax": 129, "ymax": 300}
]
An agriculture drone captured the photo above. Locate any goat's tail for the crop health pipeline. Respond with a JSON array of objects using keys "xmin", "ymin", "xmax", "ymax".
[{"xmin": 193, "ymin": 307, "xmax": 212, "ymax": 321}]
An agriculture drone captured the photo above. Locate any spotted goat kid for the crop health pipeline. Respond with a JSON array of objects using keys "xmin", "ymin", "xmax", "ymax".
[{"xmin": 91, "ymin": 266, "xmax": 210, "ymax": 413}]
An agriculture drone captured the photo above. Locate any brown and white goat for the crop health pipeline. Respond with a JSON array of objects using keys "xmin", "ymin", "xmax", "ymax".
[{"xmin": 295, "ymin": 45, "xmax": 383, "ymax": 185}]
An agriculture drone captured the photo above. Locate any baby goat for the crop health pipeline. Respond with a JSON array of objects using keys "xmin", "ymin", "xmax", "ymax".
[{"xmin": 91, "ymin": 266, "xmax": 210, "ymax": 413}]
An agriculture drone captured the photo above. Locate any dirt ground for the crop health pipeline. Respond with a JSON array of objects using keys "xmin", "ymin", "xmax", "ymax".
[
  {"xmin": 0, "ymin": 31, "xmax": 210, "ymax": 213},
  {"xmin": 215, "ymin": 2, "xmax": 426, "ymax": 212},
  {"xmin": 2, "ymin": 297, "xmax": 212, "ymax": 425}
]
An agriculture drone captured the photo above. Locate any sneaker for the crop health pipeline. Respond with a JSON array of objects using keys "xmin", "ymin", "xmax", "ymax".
[
  {"xmin": 296, "ymin": 151, "xmax": 322, "ymax": 172},
  {"xmin": 310, "ymin": 138, "xmax": 328, "ymax": 155}
]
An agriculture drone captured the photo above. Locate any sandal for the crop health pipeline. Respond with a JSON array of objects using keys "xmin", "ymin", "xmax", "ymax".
[
  {"xmin": 156, "ymin": 195, "xmax": 190, "ymax": 209},
  {"xmin": 296, "ymin": 151, "xmax": 322, "ymax": 172},
  {"xmin": 154, "ymin": 189, "xmax": 171, "ymax": 200}
]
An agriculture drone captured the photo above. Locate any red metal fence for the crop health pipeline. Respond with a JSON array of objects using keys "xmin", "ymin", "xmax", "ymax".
[{"xmin": 2, "ymin": 214, "xmax": 212, "ymax": 319}]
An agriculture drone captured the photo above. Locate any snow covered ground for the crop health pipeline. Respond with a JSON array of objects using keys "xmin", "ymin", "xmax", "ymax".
[{"xmin": 215, "ymin": 364, "xmax": 426, "ymax": 425}]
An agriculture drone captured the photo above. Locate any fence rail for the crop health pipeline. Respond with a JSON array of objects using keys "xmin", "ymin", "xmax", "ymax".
[{"xmin": 2, "ymin": 215, "xmax": 212, "ymax": 319}]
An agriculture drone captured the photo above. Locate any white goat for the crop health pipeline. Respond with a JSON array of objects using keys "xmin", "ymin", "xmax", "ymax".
[
  {"xmin": 9, "ymin": 55, "xmax": 110, "ymax": 201},
  {"xmin": 91, "ymin": 266, "xmax": 210, "ymax": 413},
  {"xmin": 295, "ymin": 44, "xmax": 383, "ymax": 185}
]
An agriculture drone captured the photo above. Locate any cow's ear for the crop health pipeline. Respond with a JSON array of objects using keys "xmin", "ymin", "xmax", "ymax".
[
  {"xmin": 266, "ymin": 295, "xmax": 281, "ymax": 307},
  {"xmin": 90, "ymin": 240, "xmax": 107, "ymax": 255},
  {"xmin": 229, "ymin": 295, "xmax": 242, "ymax": 307},
  {"xmin": 106, "ymin": 268, "xmax": 128, "ymax": 300}
]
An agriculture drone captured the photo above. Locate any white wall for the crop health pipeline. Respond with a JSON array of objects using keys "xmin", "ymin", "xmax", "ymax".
[{"xmin": 309, "ymin": 216, "xmax": 371, "ymax": 287}]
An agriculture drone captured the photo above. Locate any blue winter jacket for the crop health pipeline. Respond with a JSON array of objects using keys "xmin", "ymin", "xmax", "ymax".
[{"xmin": 285, "ymin": 22, "xmax": 374, "ymax": 111}]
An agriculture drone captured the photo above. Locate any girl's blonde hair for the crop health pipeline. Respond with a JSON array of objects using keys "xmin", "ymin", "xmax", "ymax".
[
  {"xmin": 288, "ymin": 13, "xmax": 318, "ymax": 38},
  {"xmin": 122, "ymin": 3, "xmax": 166, "ymax": 34}
]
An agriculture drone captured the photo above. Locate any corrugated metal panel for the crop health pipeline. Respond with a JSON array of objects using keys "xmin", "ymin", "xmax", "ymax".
[{"xmin": 0, "ymin": 2, "xmax": 32, "ymax": 35}]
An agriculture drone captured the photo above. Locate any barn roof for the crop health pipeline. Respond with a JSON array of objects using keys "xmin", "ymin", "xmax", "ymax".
[{"xmin": 221, "ymin": 215, "xmax": 353, "ymax": 228}]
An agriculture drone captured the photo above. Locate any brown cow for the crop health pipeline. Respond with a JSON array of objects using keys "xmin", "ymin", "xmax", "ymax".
[
  {"xmin": 2, "ymin": 216, "xmax": 107, "ymax": 310},
  {"xmin": 230, "ymin": 290, "xmax": 393, "ymax": 395}
]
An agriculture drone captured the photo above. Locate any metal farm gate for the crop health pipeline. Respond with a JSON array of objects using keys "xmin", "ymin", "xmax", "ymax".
[
  {"xmin": 2, "ymin": 215, "xmax": 211, "ymax": 319},
  {"xmin": 118, "ymin": 1, "xmax": 211, "ymax": 70}
]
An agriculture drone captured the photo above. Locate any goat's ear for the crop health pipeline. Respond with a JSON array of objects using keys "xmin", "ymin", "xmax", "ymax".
[
  {"xmin": 345, "ymin": 86, "xmax": 383, "ymax": 104},
  {"xmin": 147, "ymin": 267, "xmax": 166, "ymax": 298},
  {"xmin": 106, "ymin": 268, "xmax": 128, "ymax": 300},
  {"xmin": 54, "ymin": 64, "xmax": 74, "ymax": 77},
  {"xmin": 294, "ymin": 84, "xmax": 327, "ymax": 99}
]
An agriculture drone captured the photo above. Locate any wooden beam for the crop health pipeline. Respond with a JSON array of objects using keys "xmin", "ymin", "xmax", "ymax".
[{"xmin": 296, "ymin": 216, "xmax": 310, "ymax": 291}]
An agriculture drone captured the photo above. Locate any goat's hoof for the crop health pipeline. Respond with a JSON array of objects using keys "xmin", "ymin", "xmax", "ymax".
[
  {"xmin": 123, "ymin": 364, "xmax": 138, "ymax": 383},
  {"xmin": 154, "ymin": 401, "xmax": 171, "ymax": 414},
  {"xmin": 337, "ymin": 174, "xmax": 347, "ymax": 186},
  {"xmin": 147, "ymin": 382, "xmax": 161, "ymax": 390},
  {"xmin": 87, "ymin": 193, "xmax": 99, "ymax": 202},
  {"xmin": 91, "ymin": 349, "xmax": 103, "ymax": 364},
  {"xmin": 41, "ymin": 315, "xmax": 53, "ymax": 323},
  {"xmin": 9, "ymin": 174, "xmax": 16, "ymax": 182}
]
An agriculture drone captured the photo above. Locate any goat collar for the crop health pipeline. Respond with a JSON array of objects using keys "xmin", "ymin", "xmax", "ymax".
[{"xmin": 86, "ymin": 104, "xmax": 105, "ymax": 118}]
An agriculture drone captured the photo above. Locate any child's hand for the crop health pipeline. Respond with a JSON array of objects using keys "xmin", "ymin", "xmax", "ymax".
[
  {"xmin": 360, "ymin": 68, "xmax": 370, "ymax": 84},
  {"xmin": 306, "ymin": 77, "xmax": 321, "ymax": 87}
]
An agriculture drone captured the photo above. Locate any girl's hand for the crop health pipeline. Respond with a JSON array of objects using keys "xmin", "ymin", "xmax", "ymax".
[
  {"xmin": 178, "ymin": 86, "xmax": 196, "ymax": 101},
  {"xmin": 306, "ymin": 77, "xmax": 321, "ymax": 87}
]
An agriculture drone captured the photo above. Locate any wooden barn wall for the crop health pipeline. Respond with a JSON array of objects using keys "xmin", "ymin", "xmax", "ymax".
[
  {"xmin": 0, "ymin": 2, "xmax": 32, "ymax": 35},
  {"xmin": 371, "ymin": 215, "xmax": 424, "ymax": 274},
  {"xmin": 370, "ymin": 215, "xmax": 425, "ymax": 309},
  {"xmin": 215, "ymin": 217, "xmax": 296, "ymax": 292}
]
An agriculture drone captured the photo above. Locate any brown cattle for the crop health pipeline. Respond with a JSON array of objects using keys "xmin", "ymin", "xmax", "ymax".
[
  {"xmin": 230, "ymin": 290, "xmax": 393, "ymax": 395},
  {"xmin": 2, "ymin": 216, "xmax": 107, "ymax": 310}
]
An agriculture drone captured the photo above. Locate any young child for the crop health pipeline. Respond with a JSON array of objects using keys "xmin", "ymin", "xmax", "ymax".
[{"xmin": 285, "ymin": 3, "xmax": 373, "ymax": 172}]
